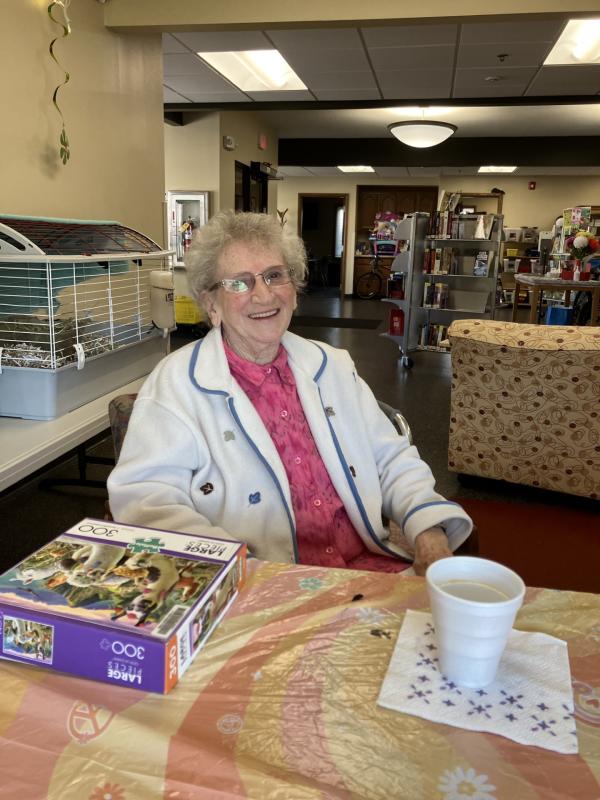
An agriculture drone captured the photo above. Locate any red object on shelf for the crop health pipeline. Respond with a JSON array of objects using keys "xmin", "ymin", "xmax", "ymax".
[
  {"xmin": 561, "ymin": 269, "xmax": 574, "ymax": 280},
  {"xmin": 389, "ymin": 308, "xmax": 404, "ymax": 336}
]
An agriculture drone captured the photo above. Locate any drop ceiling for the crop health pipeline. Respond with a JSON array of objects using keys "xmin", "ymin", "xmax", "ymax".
[{"xmin": 162, "ymin": 14, "xmax": 600, "ymax": 173}]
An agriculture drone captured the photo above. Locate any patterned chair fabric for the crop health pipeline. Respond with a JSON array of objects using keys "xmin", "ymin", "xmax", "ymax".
[
  {"xmin": 448, "ymin": 320, "xmax": 600, "ymax": 499},
  {"xmin": 107, "ymin": 393, "xmax": 137, "ymax": 461}
]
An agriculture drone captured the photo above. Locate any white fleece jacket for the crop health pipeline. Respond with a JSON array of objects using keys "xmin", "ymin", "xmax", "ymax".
[{"xmin": 107, "ymin": 327, "xmax": 472, "ymax": 564}]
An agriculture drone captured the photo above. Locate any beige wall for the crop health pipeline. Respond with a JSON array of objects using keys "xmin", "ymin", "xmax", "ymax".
[
  {"xmin": 278, "ymin": 174, "xmax": 600, "ymax": 293},
  {"xmin": 164, "ymin": 112, "xmax": 221, "ymax": 207},
  {"xmin": 219, "ymin": 111, "xmax": 279, "ymax": 215},
  {"xmin": 2, "ymin": 0, "xmax": 164, "ymax": 244},
  {"xmin": 165, "ymin": 110, "xmax": 279, "ymax": 214}
]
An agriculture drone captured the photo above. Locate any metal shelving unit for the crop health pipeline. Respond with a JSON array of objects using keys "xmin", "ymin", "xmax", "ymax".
[{"xmin": 379, "ymin": 213, "xmax": 430, "ymax": 369}]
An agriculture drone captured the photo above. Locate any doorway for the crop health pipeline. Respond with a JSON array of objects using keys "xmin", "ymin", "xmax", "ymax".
[
  {"xmin": 298, "ymin": 194, "xmax": 348, "ymax": 293},
  {"xmin": 235, "ymin": 161, "xmax": 268, "ymax": 213}
]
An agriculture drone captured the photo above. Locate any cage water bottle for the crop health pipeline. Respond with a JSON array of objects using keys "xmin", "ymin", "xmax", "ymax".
[{"xmin": 150, "ymin": 270, "xmax": 175, "ymax": 331}]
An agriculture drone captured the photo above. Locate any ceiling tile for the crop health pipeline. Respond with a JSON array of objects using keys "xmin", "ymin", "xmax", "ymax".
[
  {"xmin": 526, "ymin": 65, "xmax": 600, "ymax": 95},
  {"xmin": 374, "ymin": 166, "xmax": 411, "ymax": 177},
  {"xmin": 173, "ymin": 31, "xmax": 271, "ymax": 52},
  {"xmin": 245, "ymin": 90, "xmax": 315, "ymax": 101},
  {"xmin": 164, "ymin": 74, "xmax": 247, "ymax": 95},
  {"xmin": 518, "ymin": 166, "xmax": 600, "ymax": 175},
  {"xmin": 278, "ymin": 166, "xmax": 315, "ymax": 177},
  {"xmin": 369, "ymin": 45, "xmax": 455, "ymax": 70},
  {"xmin": 441, "ymin": 167, "xmax": 480, "ymax": 175},
  {"xmin": 163, "ymin": 53, "xmax": 212, "ymax": 76},
  {"xmin": 284, "ymin": 48, "xmax": 371, "ymax": 73},
  {"xmin": 301, "ymin": 71, "xmax": 378, "ymax": 91},
  {"xmin": 362, "ymin": 24, "xmax": 457, "ymax": 47},
  {"xmin": 460, "ymin": 19, "xmax": 566, "ymax": 44},
  {"xmin": 306, "ymin": 167, "xmax": 348, "ymax": 175},
  {"xmin": 266, "ymin": 28, "xmax": 363, "ymax": 50},
  {"xmin": 162, "ymin": 34, "xmax": 189, "ymax": 54},
  {"xmin": 163, "ymin": 86, "xmax": 191, "ymax": 103},
  {"xmin": 181, "ymin": 91, "xmax": 252, "ymax": 103},
  {"xmin": 454, "ymin": 66, "xmax": 537, "ymax": 97},
  {"xmin": 379, "ymin": 68, "xmax": 452, "ymax": 98},
  {"xmin": 405, "ymin": 167, "xmax": 442, "ymax": 176},
  {"xmin": 457, "ymin": 42, "xmax": 553, "ymax": 69}
]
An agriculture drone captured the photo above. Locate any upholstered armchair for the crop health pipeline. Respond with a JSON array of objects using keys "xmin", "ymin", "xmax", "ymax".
[{"xmin": 448, "ymin": 320, "xmax": 600, "ymax": 499}]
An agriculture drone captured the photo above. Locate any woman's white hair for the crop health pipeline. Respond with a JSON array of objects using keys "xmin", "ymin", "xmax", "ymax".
[{"xmin": 185, "ymin": 210, "xmax": 307, "ymax": 310}]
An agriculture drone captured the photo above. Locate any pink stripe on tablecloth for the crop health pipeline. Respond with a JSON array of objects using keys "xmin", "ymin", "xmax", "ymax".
[{"xmin": 0, "ymin": 669, "xmax": 143, "ymax": 796}]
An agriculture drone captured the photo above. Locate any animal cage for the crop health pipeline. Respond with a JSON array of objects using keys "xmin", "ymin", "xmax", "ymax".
[{"xmin": 0, "ymin": 215, "xmax": 173, "ymax": 419}]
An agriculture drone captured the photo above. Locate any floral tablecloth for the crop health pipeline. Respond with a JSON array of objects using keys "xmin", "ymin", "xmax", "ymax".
[{"xmin": 0, "ymin": 561, "xmax": 599, "ymax": 799}]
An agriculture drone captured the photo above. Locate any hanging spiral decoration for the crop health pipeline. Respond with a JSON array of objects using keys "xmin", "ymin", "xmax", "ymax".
[{"xmin": 48, "ymin": 0, "xmax": 72, "ymax": 165}]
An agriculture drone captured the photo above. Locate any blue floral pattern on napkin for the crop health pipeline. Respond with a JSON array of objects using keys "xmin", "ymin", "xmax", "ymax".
[{"xmin": 377, "ymin": 610, "xmax": 578, "ymax": 755}]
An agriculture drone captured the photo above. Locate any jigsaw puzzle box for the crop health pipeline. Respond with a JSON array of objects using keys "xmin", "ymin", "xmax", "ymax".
[{"xmin": 0, "ymin": 518, "xmax": 247, "ymax": 693}]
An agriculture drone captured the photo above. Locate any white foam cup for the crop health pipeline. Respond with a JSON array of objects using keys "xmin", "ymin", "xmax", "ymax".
[{"xmin": 425, "ymin": 556, "xmax": 525, "ymax": 688}]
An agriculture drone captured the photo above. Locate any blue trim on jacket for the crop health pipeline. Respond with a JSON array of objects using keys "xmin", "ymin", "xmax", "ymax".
[
  {"xmin": 402, "ymin": 500, "xmax": 464, "ymax": 528},
  {"xmin": 318, "ymin": 387, "xmax": 398, "ymax": 558}
]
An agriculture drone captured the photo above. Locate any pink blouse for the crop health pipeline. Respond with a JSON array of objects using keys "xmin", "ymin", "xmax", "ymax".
[{"xmin": 224, "ymin": 342, "xmax": 409, "ymax": 573}]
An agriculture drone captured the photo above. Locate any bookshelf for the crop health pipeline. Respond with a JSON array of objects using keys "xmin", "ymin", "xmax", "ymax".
[
  {"xmin": 379, "ymin": 213, "xmax": 430, "ymax": 369},
  {"xmin": 416, "ymin": 212, "xmax": 503, "ymax": 353}
]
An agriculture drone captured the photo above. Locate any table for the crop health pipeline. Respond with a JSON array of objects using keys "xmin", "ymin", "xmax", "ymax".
[
  {"xmin": 512, "ymin": 274, "xmax": 600, "ymax": 324},
  {"xmin": 0, "ymin": 377, "xmax": 147, "ymax": 492},
  {"xmin": 0, "ymin": 561, "xmax": 598, "ymax": 799}
]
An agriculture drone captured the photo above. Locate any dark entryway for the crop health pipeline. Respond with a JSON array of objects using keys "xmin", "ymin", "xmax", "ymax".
[{"xmin": 298, "ymin": 194, "xmax": 348, "ymax": 292}]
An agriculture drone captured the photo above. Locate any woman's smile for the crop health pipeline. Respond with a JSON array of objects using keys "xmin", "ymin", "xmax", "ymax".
[{"xmin": 205, "ymin": 241, "xmax": 298, "ymax": 364}]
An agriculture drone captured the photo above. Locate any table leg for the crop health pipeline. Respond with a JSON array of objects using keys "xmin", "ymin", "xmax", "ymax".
[
  {"xmin": 564, "ymin": 290, "xmax": 571, "ymax": 307},
  {"xmin": 529, "ymin": 288, "xmax": 540, "ymax": 323},
  {"xmin": 590, "ymin": 288, "xmax": 600, "ymax": 326},
  {"xmin": 512, "ymin": 285, "xmax": 519, "ymax": 321}
]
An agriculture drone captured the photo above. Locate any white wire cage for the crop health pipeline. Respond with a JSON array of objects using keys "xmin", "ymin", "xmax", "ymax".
[{"xmin": 0, "ymin": 215, "xmax": 173, "ymax": 419}]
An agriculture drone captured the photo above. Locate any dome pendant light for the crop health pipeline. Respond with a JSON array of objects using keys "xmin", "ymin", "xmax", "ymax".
[{"xmin": 388, "ymin": 120, "xmax": 457, "ymax": 149}]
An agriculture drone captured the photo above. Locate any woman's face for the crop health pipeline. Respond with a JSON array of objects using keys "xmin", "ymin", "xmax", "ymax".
[{"xmin": 204, "ymin": 241, "xmax": 297, "ymax": 364}]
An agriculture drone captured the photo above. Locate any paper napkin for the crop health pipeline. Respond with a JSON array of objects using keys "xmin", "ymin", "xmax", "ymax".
[{"xmin": 377, "ymin": 610, "xmax": 578, "ymax": 754}]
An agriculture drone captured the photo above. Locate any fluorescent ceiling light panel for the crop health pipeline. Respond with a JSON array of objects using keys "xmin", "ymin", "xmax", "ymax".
[
  {"xmin": 544, "ymin": 19, "xmax": 600, "ymax": 64},
  {"xmin": 478, "ymin": 166, "xmax": 517, "ymax": 173},
  {"xmin": 337, "ymin": 165, "xmax": 375, "ymax": 173},
  {"xmin": 197, "ymin": 50, "xmax": 307, "ymax": 92}
]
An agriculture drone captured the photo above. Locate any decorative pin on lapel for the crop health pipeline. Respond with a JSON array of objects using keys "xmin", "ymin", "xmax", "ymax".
[
  {"xmin": 224, "ymin": 430, "xmax": 235, "ymax": 441},
  {"xmin": 325, "ymin": 406, "xmax": 335, "ymax": 417},
  {"xmin": 200, "ymin": 482, "xmax": 214, "ymax": 495},
  {"xmin": 249, "ymin": 492, "xmax": 261, "ymax": 505}
]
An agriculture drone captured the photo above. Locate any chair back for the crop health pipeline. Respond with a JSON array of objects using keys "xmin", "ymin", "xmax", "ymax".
[{"xmin": 108, "ymin": 394, "xmax": 137, "ymax": 461}]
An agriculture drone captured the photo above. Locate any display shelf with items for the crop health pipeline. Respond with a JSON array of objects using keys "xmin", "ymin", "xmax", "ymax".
[{"xmin": 378, "ymin": 213, "xmax": 430, "ymax": 368}]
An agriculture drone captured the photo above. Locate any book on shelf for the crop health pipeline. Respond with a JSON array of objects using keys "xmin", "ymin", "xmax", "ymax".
[
  {"xmin": 419, "ymin": 323, "xmax": 449, "ymax": 348},
  {"xmin": 473, "ymin": 250, "xmax": 494, "ymax": 277},
  {"xmin": 422, "ymin": 282, "xmax": 448, "ymax": 308}
]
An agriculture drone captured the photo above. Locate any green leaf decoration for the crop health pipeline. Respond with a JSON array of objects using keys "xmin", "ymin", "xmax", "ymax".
[{"xmin": 48, "ymin": 1, "xmax": 72, "ymax": 166}]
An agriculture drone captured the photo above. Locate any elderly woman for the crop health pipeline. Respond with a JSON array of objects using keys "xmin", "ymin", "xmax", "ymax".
[{"xmin": 108, "ymin": 211, "xmax": 472, "ymax": 574}]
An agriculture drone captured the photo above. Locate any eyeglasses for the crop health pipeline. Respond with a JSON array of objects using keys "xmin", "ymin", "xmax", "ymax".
[{"xmin": 210, "ymin": 266, "xmax": 294, "ymax": 294}]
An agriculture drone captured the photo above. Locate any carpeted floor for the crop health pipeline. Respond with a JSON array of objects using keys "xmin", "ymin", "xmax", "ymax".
[
  {"xmin": 290, "ymin": 316, "xmax": 382, "ymax": 329},
  {"xmin": 455, "ymin": 497, "xmax": 600, "ymax": 594}
]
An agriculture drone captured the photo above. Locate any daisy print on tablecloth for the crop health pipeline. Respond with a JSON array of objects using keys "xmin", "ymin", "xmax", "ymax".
[{"xmin": 438, "ymin": 766, "xmax": 496, "ymax": 800}]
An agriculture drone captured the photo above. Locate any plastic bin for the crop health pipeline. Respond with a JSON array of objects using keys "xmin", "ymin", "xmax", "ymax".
[
  {"xmin": 546, "ymin": 306, "xmax": 573, "ymax": 325},
  {"xmin": 175, "ymin": 295, "xmax": 204, "ymax": 325}
]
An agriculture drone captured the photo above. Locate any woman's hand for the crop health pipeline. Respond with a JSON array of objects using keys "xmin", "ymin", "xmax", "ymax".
[{"xmin": 413, "ymin": 527, "xmax": 452, "ymax": 576}]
